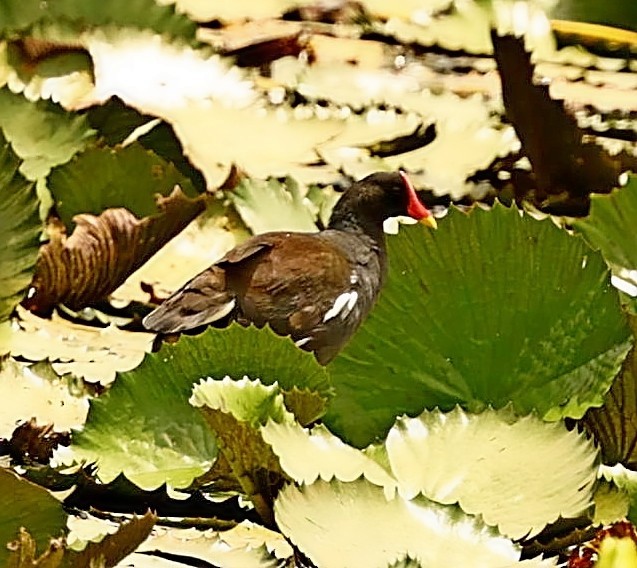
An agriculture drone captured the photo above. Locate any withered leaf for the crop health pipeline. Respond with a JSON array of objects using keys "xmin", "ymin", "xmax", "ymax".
[
  {"xmin": 68, "ymin": 511, "xmax": 156, "ymax": 568},
  {"xmin": 227, "ymin": 33, "xmax": 306, "ymax": 68},
  {"xmin": 364, "ymin": 122, "xmax": 437, "ymax": 158},
  {"xmin": 6, "ymin": 528, "xmax": 65, "ymax": 568},
  {"xmin": 199, "ymin": 406, "xmax": 289, "ymax": 528},
  {"xmin": 6, "ymin": 513, "xmax": 157, "ymax": 568},
  {"xmin": 7, "ymin": 419, "xmax": 70, "ymax": 466},
  {"xmin": 582, "ymin": 344, "xmax": 637, "ymax": 468},
  {"xmin": 491, "ymin": 32, "xmax": 622, "ymax": 212},
  {"xmin": 23, "ymin": 187, "xmax": 206, "ymax": 316}
]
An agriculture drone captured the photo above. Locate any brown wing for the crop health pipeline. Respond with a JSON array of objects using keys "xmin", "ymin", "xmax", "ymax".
[
  {"xmin": 224, "ymin": 233, "xmax": 353, "ymax": 340},
  {"xmin": 142, "ymin": 237, "xmax": 274, "ymax": 333}
]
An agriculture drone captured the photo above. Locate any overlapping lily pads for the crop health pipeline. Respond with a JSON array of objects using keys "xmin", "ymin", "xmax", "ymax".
[
  {"xmin": 63, "ymin": 325, "xmax": 330, "ymax": 489},
  {"xmin": 0, "ymin": 88, "xmax": 94, "ymax": 183},
  {"xmin": 274, "ymin": 478, "xmax": 556, "ymax": 567}
]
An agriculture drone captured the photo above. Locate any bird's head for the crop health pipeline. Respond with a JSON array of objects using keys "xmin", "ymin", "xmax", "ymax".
[{"xmin": 329, "ymin": 171, "xmax": 437, "ymax": 232}]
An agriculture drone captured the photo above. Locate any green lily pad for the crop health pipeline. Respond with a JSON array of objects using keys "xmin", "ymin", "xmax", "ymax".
[
  {"xmin": 261, "ymin": 420, "xmax": 395, "ymax": 487},
  {"xmin": 574, "ymin": 174, "xmax": 637, "ymax": 271},
  {"xmin": 0, "ymin": 88, "xmax": 94, "ymax": 182},
  {"xmin": 0, "ymin": 358, "xmax": 88, "ymax": 439},
  {"xmin": 0, "ymin": 0, "xmax": 196, "ymax": 41},
  {"xmin": 47, "ymin": 142, "xmax": 198, "ymax": 232},
  {"xmin": 63, "ymin": 325, "xmax": 330, "ymax": 489},
  {"xmin": 0, "ymin": 131, "xmax": 40, "ymax": 325},
  {"xmin": 326, "ymin": 203, "xmax": 631, "ymax": 447},
  {"xmin": 191, "ymin": 377, "xmax": 294, "ymax": 526},
  {"xmin": 230, "ymin": 177, "xmax": 319, "ymax": 234},
  {"xmin": 86, "ymin": 97, "xmax": 207, "ymax": 192},
  {"xmin": 0, "ymin": 468, "xmax": 67, "ymax": 565},
  {"xmin": 191, "ymin": 376, "xmax": 295, "ymax": 427}
]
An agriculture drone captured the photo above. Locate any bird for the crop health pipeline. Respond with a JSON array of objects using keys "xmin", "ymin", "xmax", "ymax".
[{"xmin": 143, "ymin": 171, "xmax": 437, "ymax": 364}]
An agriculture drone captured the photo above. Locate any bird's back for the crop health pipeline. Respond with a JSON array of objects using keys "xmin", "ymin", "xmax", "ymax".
[{"xmin": 143, "ymin": 229, "xmax": 386, "ymax": 364}]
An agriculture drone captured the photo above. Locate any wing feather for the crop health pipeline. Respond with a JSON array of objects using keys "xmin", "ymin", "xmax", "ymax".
[{"xmin": 142, "ymin": 237, "xmax": 275, "ymax": 333}]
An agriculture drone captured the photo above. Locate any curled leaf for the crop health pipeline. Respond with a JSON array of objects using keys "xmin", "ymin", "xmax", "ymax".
[
  {"xmin": 191, "ymin": 377, "xmax": 294, "ymax": 527},
  {"xmin": 23, "ymin": 187, "xmax": 206, "ymax": 315}
]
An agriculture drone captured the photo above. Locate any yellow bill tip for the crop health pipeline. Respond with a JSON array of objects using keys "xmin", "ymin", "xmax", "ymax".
[{"xmin": 420, "ymin": 215, "xmax": 437, "ymax": 229}]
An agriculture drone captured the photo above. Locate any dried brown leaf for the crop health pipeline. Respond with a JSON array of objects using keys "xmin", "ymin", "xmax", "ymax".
[
  {"xmin": 68, "ymin": 511, "xmax": 156, "ymax": 568},
  {"xmin": 282, "ymin": 387, "xmax": 328, "ymax": 427},
  {"xmin": 491, "ymin": 32, "xmax": 622, "ymax": 212},
  {"xmin": 8, "ymin": 419, "xmax": 70, "ymax": 466},
  {"xmin": 6, "ymin": 512, "xmax": 156, "ymax": 568},
  {"xmin": 23, "ymin": 187, "xmax": 206, "ymax": 315},
  {"xmin": 6, "ymin": 528, "xmax": 65, "ymax": 568},
  {"xmin": 199, "ymin": 407, "xmax": 288, "ymax": 528},
  {"xmin": 583, "ymin": 344, "xmax": 637, "ymax": 468}
]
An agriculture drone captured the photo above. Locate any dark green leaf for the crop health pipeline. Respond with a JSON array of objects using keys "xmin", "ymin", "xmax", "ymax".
[
  {"xmin": 0, "ymin": 0, "xmax": 196, "ymax": 42},
  {"xmin": 85, "ymin": 97, "xmax": 206, "ymax": 192},
  {"xmin": 0, "ymin": 131, "xmax": 40, "ymax": 323},
  {"xmin": 0, "ymin": 88, "xmax": 94, "ymax": 182},
  {"xmin": 85, "ymin": 97, "xmax": 151, "ymax": 146},
  {"xmin": 574, "ymin": 174, "xmax": 637, "ymax": 271},
  {"xmin": 0, "ymin": 468, "xmax": 67, "ymax": 565},
  {"xmin": 47, "ymin": 142, "xmax": 199, "ymax": 232},
  {"xmin": 326, "ymin": 204, "xmax": 630, "ymax": 447}
]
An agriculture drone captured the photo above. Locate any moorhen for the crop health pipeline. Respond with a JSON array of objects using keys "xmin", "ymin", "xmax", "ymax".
[{"xmin": 143, "ymin": 171, "xmax": 436, "ymax": 364}]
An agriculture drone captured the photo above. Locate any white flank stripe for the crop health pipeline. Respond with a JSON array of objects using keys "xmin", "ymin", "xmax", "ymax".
[
  {"xmin": 345, "ymin": 291, "xmax": 358, "ymax": 315},
  {"xmin": 323, "ymin": 291, "xmax": 358, "ymax": 323}
]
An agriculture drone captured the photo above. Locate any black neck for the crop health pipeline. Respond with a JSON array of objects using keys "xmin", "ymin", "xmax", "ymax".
[{"xmin": 328, "ymin": 207, "xmax": 387, "ymax": 246}]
